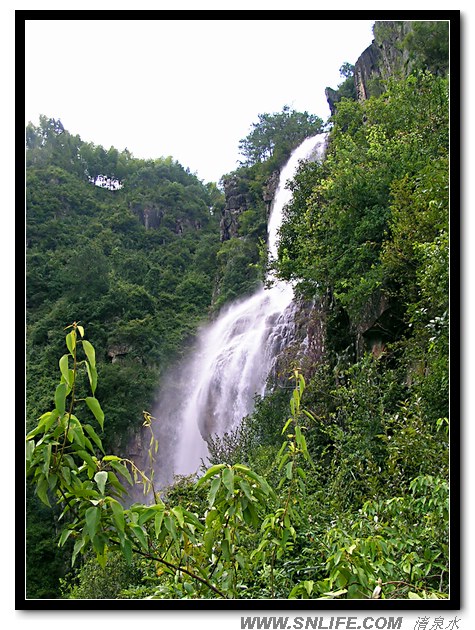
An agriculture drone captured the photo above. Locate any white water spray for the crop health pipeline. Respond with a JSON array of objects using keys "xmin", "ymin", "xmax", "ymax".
[{"xmin": 153, "ymin": 135, "xmax": 326, "ymax": 483}]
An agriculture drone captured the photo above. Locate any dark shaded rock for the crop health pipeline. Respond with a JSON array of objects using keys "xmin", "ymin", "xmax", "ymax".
[
  {"xmin": 107, "ymin": 343, "xmax": 132, "ymax": 363},
  {"xmin": 354, "ymin": 21, "xmax": 414, "ymax": 102},
  {"xmin": 354, "ymin": 42, "xmax": 383, "ymax": 101},
  {"xmin": 130, "ymin": 203, "xmax": 164, "ymax": 230},
  {"xmin": 219, "ymin": 174, "xmax": 252, "ymax": 241},
  {"xmin": 263, "ymin": 170, "xmax": 280, "ymax": 213},
  {"xmin": 351, "ymin": 289, "xmax": 405, "ymax": 358},
  {"xmin": 325, "ymin": 87, "xmax": 342, "ymax": 116},
  {"xmin": 270, "ymin": 295, "xmax": 329, "ymax": 385}
]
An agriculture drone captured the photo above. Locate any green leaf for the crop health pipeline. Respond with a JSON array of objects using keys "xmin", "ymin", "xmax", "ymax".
[
  {"xmin": 59, "ymin": 354, "xmax": 71, "ymax": 385},
  {"xmin": 154, "ymin": 509, "xmax": 165, "ymax": 539},
  {"xmin": 109, "ymin": 460, "xmax": 133, "ymax": 485},
  {"xmin": 109, "ymin": 499, "xmax": 125, "ymax": 534},
  {"xmin": 130, "ymin": 525, "xmax": 148, "ymax": 552},
  {"xmin": 75, "ymin": 449, "xmax": 97, "ymax": 470},
  {"xmin": 55, "ymin": 383, "xmax": 68, "ymax": 415},
  {"xmin": 221, "ymin": 538, "xmax": 231, "ymax": 562},
  {"xmin": 36, "ymin": 475, "xmax": 51, "ymax": 507},
  {"xmin": 204, "ymin": 529, "xmax": 214, "ymax": 556},
  {"xmin": 107, "ymin": 470, "xmax": 127, "ymax": 495},
  {"xmin": 281, "ymin": 418, "xmax": 293, "ymax": 435},
  {"xmin": 58, "ymin": 528, "xmax": 74, "ymax": 547},
  {"xmin": 243, "ymin": 468, "xmax": 273, "ymax": 497},
  {"xmin": 137, "ymin": 506, "xmax": 158, "ymax": 526},
  {"xmin": 290, "ymin": 396, "xmax": 297, "ymax": 416},
  {"xmin": 292, "ymin": 387, "xmax": 300, "ymax": 412},
  {"xmin": 222, "ymin": 467, "xmax": 234, "ymax": 496},
  {"xmin": 296, "ymin": 466, "xmax": 306, "ymax": 480},
  {"xmin": 71, "ymin": 536, "xmax": 86, "ymax": 566},
  {"xmin": 285, "ymin": 461, "xmax": 293, "ymax": 480},
  {"xmin": 208, "ymin": 476, "xmax": 221, "ymax": 507},
  {"xmin": 302, "ymin": 409, "xmax": 315, "ymax": 422},
  {"xmin": 238, "ymin": 477, "xmax": 254, "ymax": 503},
  {"xmin": 85, "ymin": 506, "xmax": 101, "ymax": 540},
  {"xmin": 121, "ymin": 538, "xmax": 133, "ymax": 565},
  {"xmin": 69, "ymin": 425, "xmax": 85, "ymax": 448},
  {"xmin": 171, "ymin": 506, "xmax": 185, "ymax": 528},
  {"xmin": 164, "ymin": 515, "xmax": 177, "ymax": 541},
  {"xmin": 85, "ymin": 397, "xmax": 104, "ymax": 429},
  {"xmin": 196, "ymin": 463, "xmax": 226, "ymax": 485},
  {"xmin": 244, "ymin": 501, "xmax": 259, "ymax": 528},
  {"xmin": 277, "ymin": 452, "xmax": 290, "ymax": 471},
  {"xmin": 82, "ymin": 339, "xmax": 96, "ymax": 370},
  {"xmin": 66, "ymin": 330, "xmax": 77, "ymax": 355},
  {"xmin": 77, "ymin": 325, "xmax": 85, "ymax": 338},
  {"xmin": 233, "ymin": 463, "xmax": 251, "ymax": 473},
  {"xmin": 84, "ymin": 424, "xmax": 104, "ymax": 453},
  {"xmin": 25, "ymin": 439, "xmax": 35, "ymax": 462},
  {"xmin": 408, "ymin": 591, "xmax": 423, "ymax": 599},
  {"xmin": 94, "ymin": 470, "xmax": 108, "ymax": 495},
  {"xmin": 27, "ymin": 409, "xmax": 61, "ymax": 440},
  {"xmin": 296, "ymin": 427, "xmax": 310, "ymax": 461},
  {"xmin": 85, "ymin": 361, "xmax": 98, "ymax": 395},
  {"xmin": 60, "ymin": 465, "xmax": 71, "ymax": 487},
  {"xmin": 42, "ymin": 443, "xmax": 52, "ymax": 475}
]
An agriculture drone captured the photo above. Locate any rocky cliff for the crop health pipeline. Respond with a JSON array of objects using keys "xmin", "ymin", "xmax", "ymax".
[
  {"xmin": 326, "ymin": 21, "xmax": 415, "ymax": 112},
  {"xmin": 219, "ymin": 170, "xmax": 280, "ymax": 242},
  {"xmin": 354, "ymin": 21, "xmax": 413, "ymax": 101},
  {"xmin": 219, "ymin": 174, "xmax": 252, "ymax": 241}
]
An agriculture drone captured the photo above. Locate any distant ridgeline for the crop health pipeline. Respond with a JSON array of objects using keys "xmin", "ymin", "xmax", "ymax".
[{"xmin": 25, "ymin": 19, "xmax": 450, "ymax": 600}]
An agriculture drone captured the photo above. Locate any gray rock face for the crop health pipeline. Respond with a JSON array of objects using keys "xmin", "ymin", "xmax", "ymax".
[
  {"xmin": 219, "ymin": 175, "xmax": 251, "ymax": 241},
  {"xmin": 263, "ymin": 170, "xmax": 280, "ymax": 212},
  {"xmin": 354, "ymin": 42, "xmax": 383, "ymax": 101},
  {"xmin": 325, "ymin": 87, "xmax": 342, "ymax": 116},
  {"xmin": 107, "ymin": 343, "xmax": 132, "ymax": 363},
  {"xmin": 219, "ymin": 170, "xmax": 279, "ymax": 241},
  {"xmin": 354, "ymin": 21, "xmax": 413, "ymax": 102}
]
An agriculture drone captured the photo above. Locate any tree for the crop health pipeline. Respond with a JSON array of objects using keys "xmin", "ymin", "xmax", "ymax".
[
  {"xmin": 404, "ymin": 21, "xmax": 450, "ymax": 75},
  {"xmin": 26, "ymin": 324, "xmax": 314, "ymax": 599},
  {"xmin": 238, "ymin": 106, "xmax": 323, "ymax": 167},
  {"xmin": 277, "ymin": 71, "xmax": 449, "ymax": 321},
  {"xmin": 26, "ymin": 325, "xmax": 449, "ymax": 600}
]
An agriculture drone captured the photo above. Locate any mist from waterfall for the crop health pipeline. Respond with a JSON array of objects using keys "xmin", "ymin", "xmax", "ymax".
[{"xmin": 151, "ymin": 134, "xmax": 326, "ymax": 485}]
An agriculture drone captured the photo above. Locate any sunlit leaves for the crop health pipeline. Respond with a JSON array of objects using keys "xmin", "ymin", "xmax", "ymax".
[
  {"xmin": 94, "ymin": 471, "xmax": 108, "ymax": 495},
  {"xmin": 239, "ymin": 106, "xmax": 323, "ymax": 166},
  {"xmin": 85, "ymin": 397, "xmax": 104, "ymax": 430},
  {"xmin": 54, "ymin": 383, "xmax": 68, "ymax": 414},
  {"xmin": 276, "ymin": 71, "xmax": 449, "ymax": 320},
  {"xmin": 26, "ymin": 306, "xmax": 449, "ymax": 600}
]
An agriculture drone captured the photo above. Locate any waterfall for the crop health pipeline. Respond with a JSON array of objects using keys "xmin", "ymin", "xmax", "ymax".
[{"xmin": 151, "ymin": 134, "xmax": 326, "ymax": 485}]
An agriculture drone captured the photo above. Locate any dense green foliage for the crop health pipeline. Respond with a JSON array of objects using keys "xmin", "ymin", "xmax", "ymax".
[
  {"xmin": 238, "ymin": 105, "xmax": 323, "ymax": 168},
  {"xmin": 26, "ymin": 118, "xmax": 222, "ymax": 448},
  {"xmin": 277, "ymin": 69, "xmax": 449, "ymax": 423},
  {"xmin": 25, "ymin": 119, "xmax": 224, "ymax": 598},
  {"xmin": 210, "ymin": 106, "xmax": 324, "ymax": 309},
  {"xmin": 25, "ymin": 20, "xmax": 450, "ymax": 601},
  {"xmin": 26, "ymin": 328, "xmax": 448, "ymax": 600}
]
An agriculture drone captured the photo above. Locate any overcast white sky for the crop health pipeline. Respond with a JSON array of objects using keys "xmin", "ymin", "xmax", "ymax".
[{"xmin": 25, "ymin": 19, "xmax": 375, "ymax": 183}]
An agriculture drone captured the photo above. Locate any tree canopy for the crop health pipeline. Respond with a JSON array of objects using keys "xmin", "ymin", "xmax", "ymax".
[{"xmin": 238, "ymin": 105, "xmax": 324, "ymax": 167}]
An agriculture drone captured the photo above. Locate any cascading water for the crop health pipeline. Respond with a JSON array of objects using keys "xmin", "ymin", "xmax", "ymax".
[{"xmin": 151, "ymin": 134, "xmax": 326, "ymax": 486}]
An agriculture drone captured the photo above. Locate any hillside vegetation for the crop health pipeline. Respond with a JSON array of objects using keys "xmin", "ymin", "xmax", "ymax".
[{"xmin": 25, "ymin": 20, "xmax": 451, "ymax": 601}]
